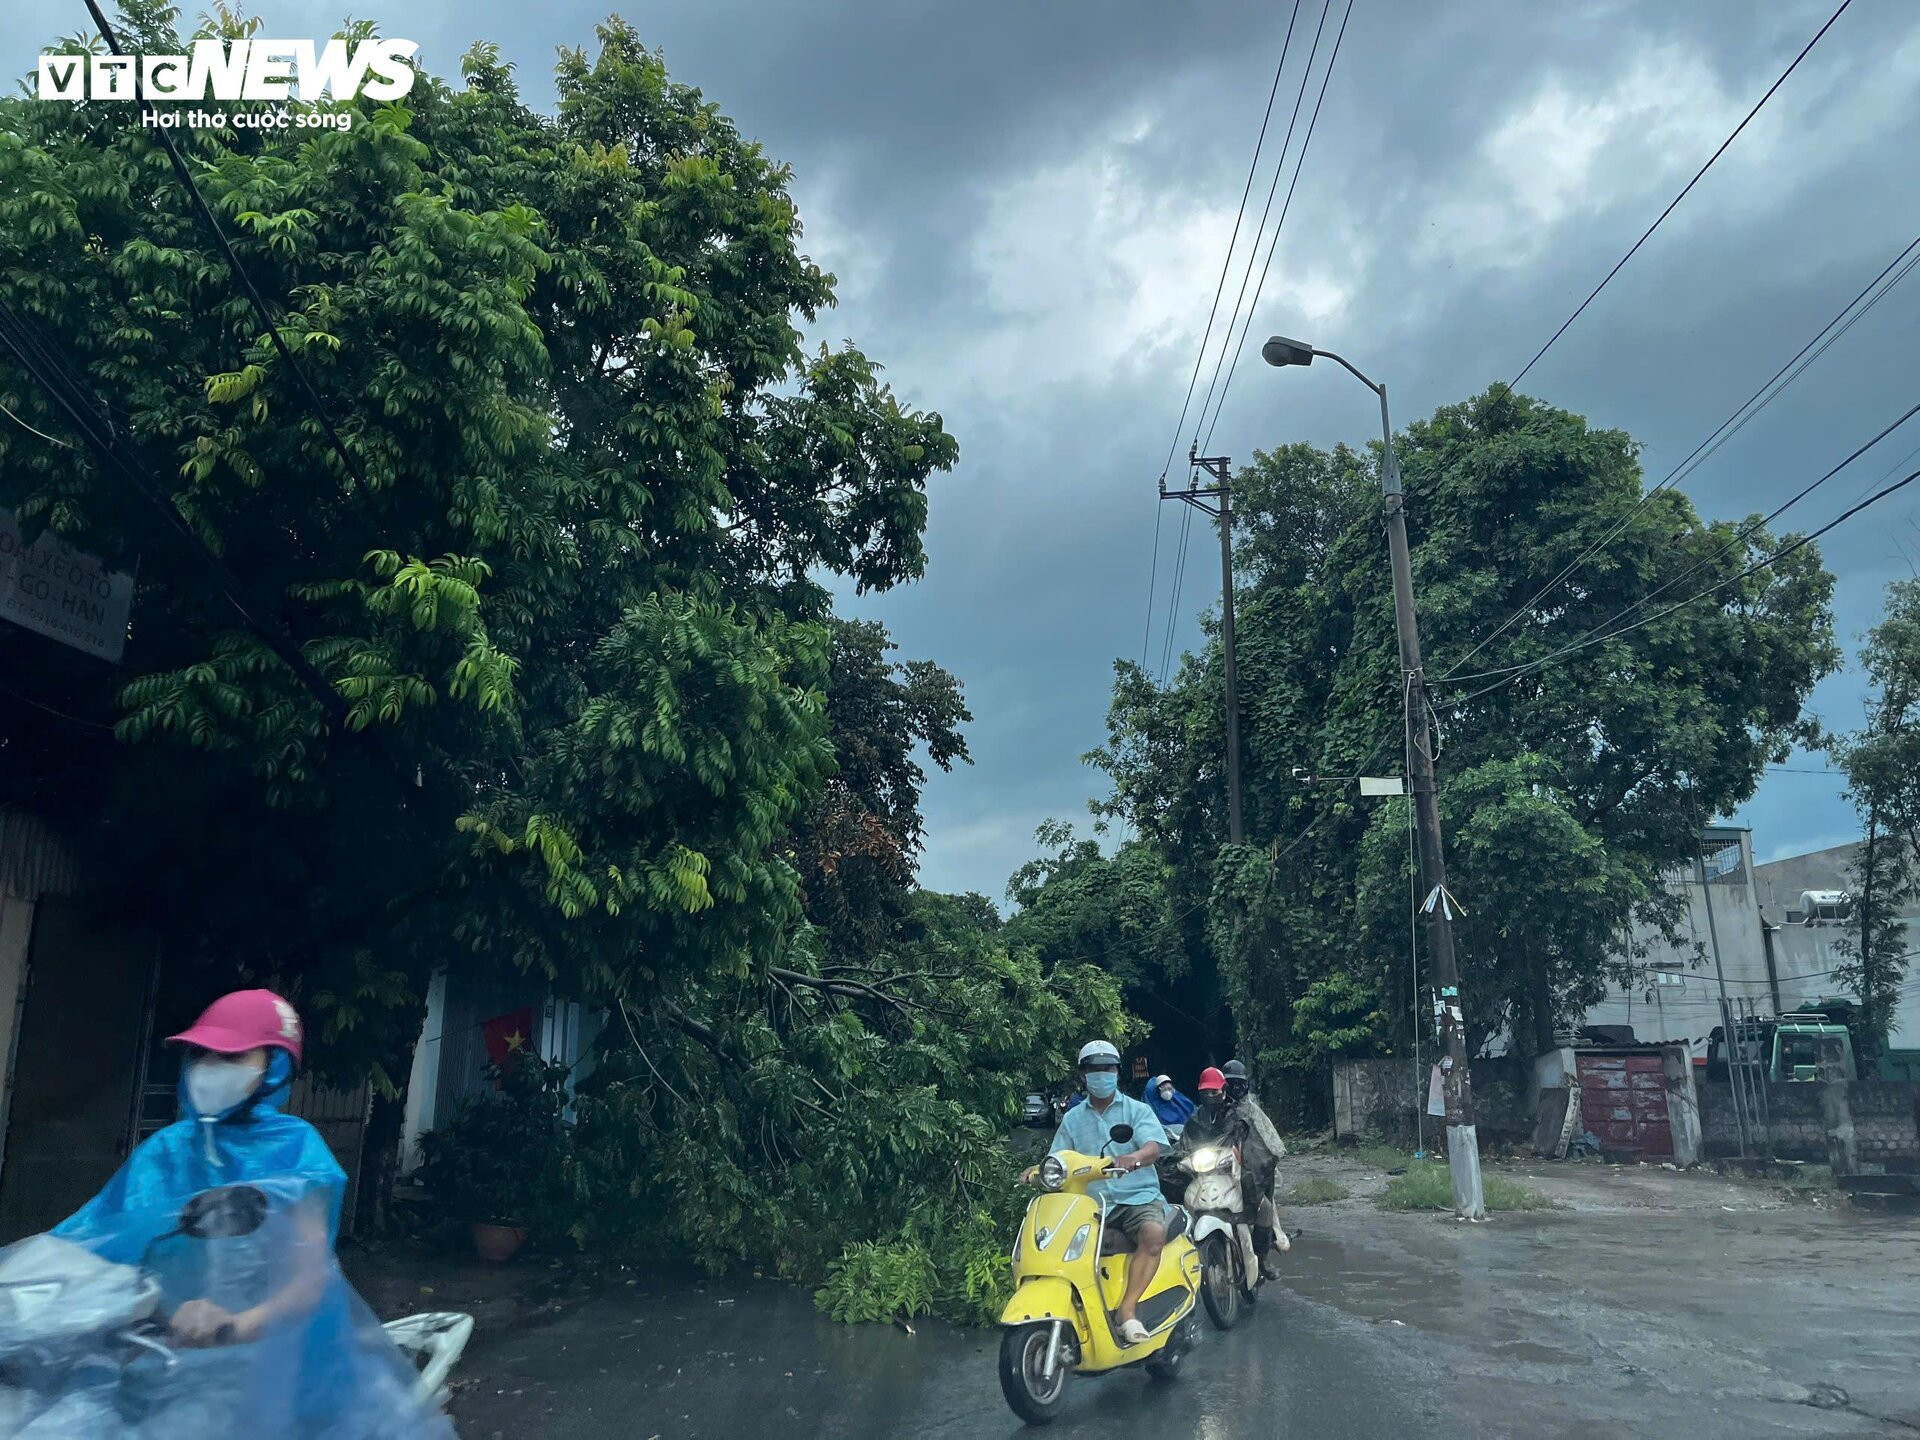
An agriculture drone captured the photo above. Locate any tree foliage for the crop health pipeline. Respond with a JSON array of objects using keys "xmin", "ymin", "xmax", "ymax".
[
  {"xmin": 1831, "ymin": 578, "xmax": 1920, "ymax": 1052},
  {"xmin": 797, "ymin": 618, "xmax": 971, "ymax": 964},
  {"xmin": 1080, "ymin": 387, "xmax": 1836, "ymax": 1111},
  {"xmin": 0, "ymin": 9, "xmax": 1144, "ymax": 1309},
  {"xmin": 0, "ymin": 7, "xmax": 955, "ymax": 1080}
]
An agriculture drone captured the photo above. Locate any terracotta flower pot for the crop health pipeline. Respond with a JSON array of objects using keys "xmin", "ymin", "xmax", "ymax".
[{"xmin": 471, "ymin": 1221, "xmax": 527, "ymax": 1262}]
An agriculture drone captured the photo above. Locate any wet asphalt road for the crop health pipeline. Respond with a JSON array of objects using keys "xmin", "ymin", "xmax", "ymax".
[{"xmin": 444, "ymin": 1161, "xmax": 1920, "ymax": 1440}]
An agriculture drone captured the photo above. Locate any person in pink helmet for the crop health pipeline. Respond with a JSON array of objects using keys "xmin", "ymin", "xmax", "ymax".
[
  {"xmin": 54, "ymin": 989, "xmax": 336, "ymax": 1341},
  {"xmin": 37, "ymin": 989, "xmax": 453, "ymax": 1435}
]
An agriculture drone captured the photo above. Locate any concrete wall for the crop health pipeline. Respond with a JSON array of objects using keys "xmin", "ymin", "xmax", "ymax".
[
  {"xmin": 1333, "ymin": 1055, "xmax": 1535, "ymax": 1149},
  {"xmin": 1587, "ymin": 828, "xmax": 1771, "ymax": 1054},
  {"xmin": 1697, "ymin": 1077, "xmax": 1920, "ymax": 1170},
  {"xmin": 1752, "ymin": 840, "xmax": 1920, "ymax": 1048}
]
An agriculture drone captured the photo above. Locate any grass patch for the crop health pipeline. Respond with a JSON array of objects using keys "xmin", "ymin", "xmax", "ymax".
[
  {"xmin": 1779, "ymin": 1163, "xmax": 1834, "ymax": 1200},
  {"xmin": 1379, "ymin": 1160, "xmax": 1557, "ymax": 1212},
  {"xmin": 1285, "ymin": 1177, "xmax": 1347, "ymax": 1205},
  {"xmin": 1352, "ymin": 1142, "xmax": 1415, "ymax": 1172}
]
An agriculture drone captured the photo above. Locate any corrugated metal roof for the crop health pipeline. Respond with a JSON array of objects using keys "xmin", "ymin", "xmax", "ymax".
[{"xmin": 0, "ymin": 808, "xmax": 83, "ymax": 900}]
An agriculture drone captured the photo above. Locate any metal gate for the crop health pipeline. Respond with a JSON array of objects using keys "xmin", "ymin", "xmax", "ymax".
[
  {"xmin": 0, "ymin": 897, "xmax": 157, "ymax": 1242},
  {"xmin": 1576, "ymin": 1051, "xmax": 1674, "ymax": 1159}
]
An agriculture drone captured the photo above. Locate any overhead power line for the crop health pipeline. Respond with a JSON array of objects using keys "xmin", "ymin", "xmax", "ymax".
[
  {"xmin": 1441, "ymin": 229, "xmax": 1920, "ymax": 681},
  {"xmin": 1445, "ymin": 397, "xmax": 1920, "ymax": 689},
  {"xmin": 1189, "ymin": 0, "xmax": 1336, "ymax": 455},
  {"xmin": 1201, "ymin": 0, "xmax": 1356, "ymax": 452},
  {"xmin": 1146, "ymin": 2, "xmax": 1307, "ymax": 680},
  {"xmin": 1509, "ymin": 0, "xmax": 1855, "ymax": 389},
  {"xmin": 1155, "ymin": 0, "xmax": 1305, "ymax": 488},
  {"xmin": 1446, "ymin": 459, "xmax": 1920, "ymax": 703},
  {"xmin": 80, "ymin": 0, "xmax": 379, "ymax": 507}
]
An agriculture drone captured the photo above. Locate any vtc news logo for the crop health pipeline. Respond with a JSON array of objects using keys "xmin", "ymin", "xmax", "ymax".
[{"xmin": 37, "ymin": 38, "xmax": 418, "ymax": 104}]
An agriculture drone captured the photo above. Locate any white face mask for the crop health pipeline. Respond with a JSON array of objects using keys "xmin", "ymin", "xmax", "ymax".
[
  {"xmin": 1158, "ymin": 1086, "xmax": 1174, "ymax": 1101},
  {"xmin": 187, "ymin": 1057, "xmax": 265, "ymax": 1116}
]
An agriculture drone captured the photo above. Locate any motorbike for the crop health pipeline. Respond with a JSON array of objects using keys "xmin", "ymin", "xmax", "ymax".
[
  {"xmin": 0, "ymin": 1183, "xmax": 470, "ymax": 1437},
  {"xmin": 998, "ymin": 1124, "xmax": 1203, "ymax": 1425},
  {"xmin": 1176, "ymin": 1138, "xmax": 1273, "ymax": 1331}
]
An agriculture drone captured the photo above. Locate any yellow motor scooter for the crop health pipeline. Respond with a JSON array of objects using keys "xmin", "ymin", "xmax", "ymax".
[{"xmin": 997, "ymin": 1125, "xmax": 1203, "ymax": 1424}]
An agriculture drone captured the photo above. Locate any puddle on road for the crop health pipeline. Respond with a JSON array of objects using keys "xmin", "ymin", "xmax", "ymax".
[
  {"xmin": 1489, "ymin": 1340, "xmax": 1584, "ymax": 1365},
  {"xmin": 1278, "ymin": 1230, "xmax": 1468, "ymax": 1336}
]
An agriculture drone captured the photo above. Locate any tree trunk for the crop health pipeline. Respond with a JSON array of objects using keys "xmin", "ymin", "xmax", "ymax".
[{"xmin": 1529, "ymin": 960, "xmax": 1557, "ymax": 1056}]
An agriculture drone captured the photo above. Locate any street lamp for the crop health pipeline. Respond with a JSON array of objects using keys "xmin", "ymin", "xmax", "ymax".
[{"xmin": 1263, "ymin": 333, "xmax": 1487, "ymax": 1221}]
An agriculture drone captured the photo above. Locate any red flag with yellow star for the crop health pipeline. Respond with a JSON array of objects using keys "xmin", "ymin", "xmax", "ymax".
[{"xmin": 481, "ymin": 1007, "xmax": 535, "ymax": 1072}]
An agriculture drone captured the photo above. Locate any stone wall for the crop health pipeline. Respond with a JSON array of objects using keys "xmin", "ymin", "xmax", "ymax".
[
  {"xmin": 1332, "ymin": 1055, "xmax": 1535, "ymax": 1149},
  {"xmin": 1698, "ymin": 1076, "xmax": 1920, "ymax": 1171}
]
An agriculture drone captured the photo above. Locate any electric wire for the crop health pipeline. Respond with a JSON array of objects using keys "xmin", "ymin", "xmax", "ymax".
[
  {"xmin": 1443, "ymin": 401, "xmax": 1920, "ymax": 689},
  {"xmin": 1146, "ymin": 3, "xmax": 1306, "ymax": 676},
  {"xmin": 1508, "ymin": 0, "xmax": 1854, "ymax": 388},
  {"xmin": 1188, "ymin": 0, "xmax": 1334, "ymax": 456},
  {"xmin": 1442, "ymin": 230, "xmax": 1920, "ymax": 681},
  {"xmin": 1443, "ymin": 461, "xmax": 1920, "ymax": 704},
  {"xmin": 1201, "ymin": 0, "xmax": 1357, "ymax": 452}
]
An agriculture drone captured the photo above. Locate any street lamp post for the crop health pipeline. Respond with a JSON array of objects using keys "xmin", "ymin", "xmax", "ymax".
[{"xmin": 1262, "ymin": 335, "xmax": 1486, "ymax": 1219}]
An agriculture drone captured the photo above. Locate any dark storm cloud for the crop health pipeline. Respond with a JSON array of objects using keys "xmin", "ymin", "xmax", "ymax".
[{"xmin": 7, "ymin": 0, "xmax": 1913, "ymax": 892}]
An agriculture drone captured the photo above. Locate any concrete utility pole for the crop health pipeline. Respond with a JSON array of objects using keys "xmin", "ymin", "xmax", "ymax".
[
  {"xmin": 1696, "ymin": 845, "xmax": 1751, "ymax": 1157},
  {"xmin": 1262, "ymin": 335, "xmax": 1485, "ymax": 1219},
  {"xmin": 1161, "ymin": 447, "xmax": 1246, "ymax": 845}
]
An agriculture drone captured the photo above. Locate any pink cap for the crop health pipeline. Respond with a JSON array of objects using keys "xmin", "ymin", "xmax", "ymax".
[{"xmin": 167, "ymin": 989, "xmax": 304, "ymax": 1065}]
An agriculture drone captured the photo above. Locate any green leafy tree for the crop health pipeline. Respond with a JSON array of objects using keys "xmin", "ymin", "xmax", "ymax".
[
  {"xmin": 798, "ymin": 618, "xmax": 971, "ymax": 963},
  {"xmin": 1831, "ymin": 578, "xmax": 1920, "ymax": 1053},
  {"xmin": 1003, "ymin": 822, "xmax": 1222, "ymax": 1065},
  {"xmin": 0, "ymin": 8, "xmax": 955, "ymax": 1213},
  {"xmin": 1089, "ymin": 388, "xmax": 1836, "ymax": 1108}
]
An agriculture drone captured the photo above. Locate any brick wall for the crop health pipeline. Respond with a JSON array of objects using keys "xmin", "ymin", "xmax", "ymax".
[
  {"xmin": 1698, "ymin": 1077, "xmax": 1920, "ymax": 1170},
  {"xmin": 1332, "ymin": 1055, "xmax": 1535, "ymax": 1149}
]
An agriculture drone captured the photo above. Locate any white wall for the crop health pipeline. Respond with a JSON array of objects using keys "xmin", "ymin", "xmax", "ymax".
[
  {"xmin": 1586, "ymin": 831, "xmax": 1772, "ymax": 1055},
  {"xmin": 397, "ymin": 969, "xmax": 446, "ymax": 1177}
]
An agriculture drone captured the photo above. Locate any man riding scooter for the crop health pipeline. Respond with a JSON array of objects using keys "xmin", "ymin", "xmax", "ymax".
[
  {"xmin": 1218, "ymin": 1060, "xmax": 1288, "ymax": 1279},
  {"xmin": 1022, "ymin": 1041, "xmax": 1168, "ymax": 1345}
]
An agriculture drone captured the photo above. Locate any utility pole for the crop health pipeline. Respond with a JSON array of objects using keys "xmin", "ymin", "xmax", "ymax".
[
  {"xmin": 1261, "ymin": 335, "xmax": 1484, "ymax": 1218},
  {"xmin": 1161, "ymin": 446, "xmax": 1245, "ymax": 844},
  {"xmin": 1379, "ymin": 390, "xmax": 1485, "ymax": 1220},
  {"xmin": 1696, "ymin": 845, "xmax": 1750, "ymax": 1157}
]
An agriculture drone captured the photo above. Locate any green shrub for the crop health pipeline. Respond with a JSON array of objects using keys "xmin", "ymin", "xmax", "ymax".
[
  {"xmin": 417, "ymin": 1058, "xmax": 576, "ymax": 1237},
  {"xmin": 815, "ymin": 1239, "xmax": 938, "ymax": 1324},
  {"xmin": 1379, "ymin": 1160, "xmax": 1556, "ymax": 1212},
  {"xmin": 1285, "ymin": 1176, "xmax": 1346, "ymax": 1205}
]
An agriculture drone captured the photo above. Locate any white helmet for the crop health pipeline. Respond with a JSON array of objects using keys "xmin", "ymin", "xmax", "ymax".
[{"xmin": 1077, "ymin": 1040, "xmax": 1121, "ymax": 1067}]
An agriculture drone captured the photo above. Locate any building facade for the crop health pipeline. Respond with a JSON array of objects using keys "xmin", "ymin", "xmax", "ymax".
[{"xmin": 1584, "ymin": 826, "xmax": 1920, "ymax": 1056}]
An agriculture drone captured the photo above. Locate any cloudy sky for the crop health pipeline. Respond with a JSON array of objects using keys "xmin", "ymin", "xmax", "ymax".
[{"xmin": 11, "ymin": 0, "xmax": 1920, "ymax": 901}]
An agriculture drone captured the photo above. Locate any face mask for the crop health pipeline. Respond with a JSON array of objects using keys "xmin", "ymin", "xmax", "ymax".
[
  {"xmin": 1084, "ymin": 1070, "xmax": 1119, "ymax": 1100},
  {"xmin": 188, "ymin": 1057, "xmax": 265, "ymax": 1116},
  {"xmin": 1158, "ymin": 1086, "xmax": 1174, "ymax": 1101}
]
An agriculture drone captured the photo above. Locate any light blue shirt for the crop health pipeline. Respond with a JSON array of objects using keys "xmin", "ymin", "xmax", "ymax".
[{"xmin": 1048, "ymin": 1091, "xmax": 1167, "ymax": 1206}]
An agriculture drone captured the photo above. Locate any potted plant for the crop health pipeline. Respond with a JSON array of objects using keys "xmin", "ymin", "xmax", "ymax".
[{"xmin": 419, "ymin": 1057, "xmax": 573, "ymax": 1261}]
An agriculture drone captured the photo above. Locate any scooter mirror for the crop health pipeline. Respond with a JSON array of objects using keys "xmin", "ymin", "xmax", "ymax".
[
  {"xmin": 1108, "ymin": 1124, "xmax": 1134, "ymax": 1144},
  {"xmin": 180, "ymin": 1184, "xmax": 270, "ymax": 1240}
]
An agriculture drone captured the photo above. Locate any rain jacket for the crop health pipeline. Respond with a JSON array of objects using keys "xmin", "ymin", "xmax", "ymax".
[
  {"xmin": 0, "ymin": 1055, "xmax": 455, "ymax": 1440},
  {"xmin": 1144, "ymin": 1076, "xmax": 1197, "ymax": 1127}
]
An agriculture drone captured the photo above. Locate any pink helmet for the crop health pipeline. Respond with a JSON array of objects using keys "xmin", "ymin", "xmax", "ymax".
[{"xmin": 167, "ymin": 989, "xmax": 304, "ymax": 1065}]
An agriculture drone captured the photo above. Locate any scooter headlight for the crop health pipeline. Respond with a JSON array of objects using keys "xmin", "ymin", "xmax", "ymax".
[
  {"xmin": 1038, "ymin": 1155, "xmax": 1067, "ymax": 1191},
  {"xmin": 1061, "ymin": 1223, "xmax": 1094, "ymax": 1263},
  {"xmin": 1188, "ymin": 1146, "xmax": 1227, "ymax": 1175}
]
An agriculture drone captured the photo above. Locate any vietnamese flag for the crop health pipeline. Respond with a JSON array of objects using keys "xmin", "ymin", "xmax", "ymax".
[{"xmin": 482, "ymin": 1008, "xmax": 536, "ymax": 1072}]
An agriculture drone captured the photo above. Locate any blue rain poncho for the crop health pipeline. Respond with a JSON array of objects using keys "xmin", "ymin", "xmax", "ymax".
[
  {"xmin": 1145, "ymin": 1075, "xmax": 1197, "ymax": 1127},
  {"xmin": 0, "ymin": 1055, "xmax": 455, "ymax": 1439}
]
